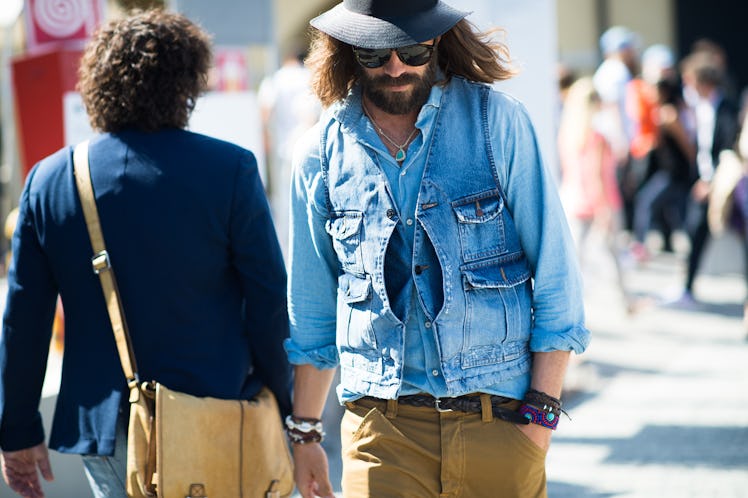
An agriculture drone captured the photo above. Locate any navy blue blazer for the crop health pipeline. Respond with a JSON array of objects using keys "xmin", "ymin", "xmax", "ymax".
[{"xmin": 0, "ymin": 129, "xmax": 291, "ymax": 455}]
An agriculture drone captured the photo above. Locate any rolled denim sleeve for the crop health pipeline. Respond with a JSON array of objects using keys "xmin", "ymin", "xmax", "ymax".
[
  {"xmin": 284, "ymin": 125, "xmax": 340, "ymax": 369},
  {"xmin": 490, "ymin": 95, "xmax": 591, "ymax": 353}
]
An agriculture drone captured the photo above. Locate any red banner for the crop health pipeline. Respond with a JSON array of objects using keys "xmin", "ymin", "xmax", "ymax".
[{"xmin": 24, "ymin": 0, "xmax": 105, "ymax": 51}]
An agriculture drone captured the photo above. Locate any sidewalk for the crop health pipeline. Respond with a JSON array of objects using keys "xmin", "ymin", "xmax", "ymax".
[{"xmin": 547, "ymin": 233, "xmax": 748, "ymax": 497}]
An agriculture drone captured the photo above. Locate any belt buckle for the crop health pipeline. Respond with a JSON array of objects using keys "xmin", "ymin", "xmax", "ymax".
[{"xmin": 434, "ymin": 398, "xmax": 452, "ymax": 413}]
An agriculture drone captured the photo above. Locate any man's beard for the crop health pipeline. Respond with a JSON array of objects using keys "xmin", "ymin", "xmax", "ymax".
[{"xmin": 359, "ymin": 54, "xmax": 438, "ymax": 115}]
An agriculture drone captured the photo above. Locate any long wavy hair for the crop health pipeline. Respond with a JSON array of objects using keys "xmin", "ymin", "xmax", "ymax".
[
  {"xmin": 306, "ymin": 20, "xmax": 516, "ymax": 107},
  {"xmin": 77, "ymin": 10, "xmax": 212, "ymax": 132}
]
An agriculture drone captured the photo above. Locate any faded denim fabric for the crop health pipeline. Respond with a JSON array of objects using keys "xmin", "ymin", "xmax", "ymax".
[
  {"xmin": 286, "ymin": 77, "xmax": 589, "ymax": 402},
  {"xmin": 81, "ymin": 415, "xmax": 127, "ymax": 498}
]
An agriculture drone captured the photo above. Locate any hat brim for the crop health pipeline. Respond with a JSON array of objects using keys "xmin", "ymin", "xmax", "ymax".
[{"xmin": 310, "ymin": 2, "xmax": 470, "ymax": 49}]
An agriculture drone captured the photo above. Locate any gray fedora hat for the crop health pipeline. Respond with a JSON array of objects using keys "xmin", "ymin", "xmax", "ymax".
[{"xmin": 310, "ymin": 0, "xmax": 470, "ymax": 49}]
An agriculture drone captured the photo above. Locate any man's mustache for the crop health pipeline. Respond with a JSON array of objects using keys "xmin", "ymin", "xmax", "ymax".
[{"xmin": 369, "ymin": 74, "xmax": 421, "ymax": 87}]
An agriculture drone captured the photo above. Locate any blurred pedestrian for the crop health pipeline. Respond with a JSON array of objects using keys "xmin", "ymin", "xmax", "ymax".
[
  {"xmin": 593, "ymin": 26, "xmax": 641, "ymax": 232},
  {"xmin": 630, "ymin": 46, "xmax": 695, "ymax": 258},
  {"xmin": 284, "ymin": 1, "xmax": 590, "ymax": 497},
  {"xmin": 708, "ymin": 100, "xmax": 748, "ymax": 335},
  {"xmin": 0, "ymin": 10, "xmax": 291, "ymax": 498},
  {"xmin": 259, "ymin": 47, "xmax": 321, "ymax": 257},
  {"xmin": 669, "ymin": 49, "xmax": 739, "ymax": 306},
  {"xmin": 558, "ymin": 77, "xmax": 632, "ymax": 311}
]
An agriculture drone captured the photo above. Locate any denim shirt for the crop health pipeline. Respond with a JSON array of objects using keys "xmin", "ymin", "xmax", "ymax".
[{"xmin": 286, "ymin": 76, "xmax": 590, "ymax": 402}]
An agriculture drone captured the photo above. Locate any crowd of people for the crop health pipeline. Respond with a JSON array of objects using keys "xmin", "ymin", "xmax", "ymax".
[{"xmin": 557, "ymin": 25, "xmax": 748, "ymax": 326}]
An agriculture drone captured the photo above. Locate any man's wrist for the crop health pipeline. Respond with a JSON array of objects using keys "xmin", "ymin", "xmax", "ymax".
[
  {"xmin": 285, "ymin": 415, "xmax": 325, "ymax": 444},
  {"xmin": 520, "ymin": 389, "xmax": 564, "ymax": 430},
  {"xmin": 519, "ymin": 403, "xmax": 559, "ymax": 430}
]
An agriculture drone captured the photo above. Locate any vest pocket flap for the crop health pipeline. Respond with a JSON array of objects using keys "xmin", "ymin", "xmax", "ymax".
[
  {"xmin": 462, "ymin": 258, "xmax": 530, "ymax": 289},
  {"xmin": 452, "ymin": 191, "xmax": 503, "ymax": 223},
  {"xmin": 326, "ymin": 212, "xmax": 363, "ymax": 240},
  {"xmin": 339, "ymin": 273, "xmax": 372, "ymax": 303}
]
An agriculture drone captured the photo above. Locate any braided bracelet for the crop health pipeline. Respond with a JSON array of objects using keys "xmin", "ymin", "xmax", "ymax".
[{"xmin": 524, "ymin": 389, "xmax": 562, "ymax": 410}]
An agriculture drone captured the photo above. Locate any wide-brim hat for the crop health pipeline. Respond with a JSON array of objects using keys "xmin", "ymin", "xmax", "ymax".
[{"xmin": 310, "ymin": 0, "xmax": 470, "ymax": 49}]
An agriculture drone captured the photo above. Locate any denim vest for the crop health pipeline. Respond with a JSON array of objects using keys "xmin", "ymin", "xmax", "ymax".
[{"xmin": 320, "ymin": 77, "xmax": 532, "ymax": 398}]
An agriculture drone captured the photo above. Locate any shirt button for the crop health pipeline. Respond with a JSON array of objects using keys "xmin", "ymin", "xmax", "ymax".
[
  {"xmin": 386, "ymin": 208, "xmax": 397, "ymax": 219},
  {"xmin": 424, "ymin": 321, "xmax": 432, "ymax": 328},
  {"xmin": 400, "ymin": 171, "xmax": 406, "ymax": 176},
  {"xmin": 406, "ymin": 218, "xmax": 414, "ymax": 226},
  {"xmin": 432, "ymin": 369, "xmax": 439, "ymax": 377}
]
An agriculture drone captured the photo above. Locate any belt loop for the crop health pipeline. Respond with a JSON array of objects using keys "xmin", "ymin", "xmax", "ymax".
[
  {"xmin": 385, "ymin": 399, "xmax": 398, "ymax": 419},
  {"xmin": 480, "ymin": 394, "xmax": 493, "ymax": 423}
]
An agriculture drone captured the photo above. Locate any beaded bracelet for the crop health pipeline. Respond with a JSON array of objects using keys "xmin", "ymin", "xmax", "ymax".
[
  {"xmin": 523, "ymin": 389, "xmax": 565, "ymax": 419},
  {"xmin": 286, "ymin": 428, "xmax": 324, "ymax": 444},
  {"xmin": 285, "ymin": 415, "xmax": 325, "ymax": 444},
  {"xmin": 519, "ymin": 403, "xmax": 559, "ymax": 430}
]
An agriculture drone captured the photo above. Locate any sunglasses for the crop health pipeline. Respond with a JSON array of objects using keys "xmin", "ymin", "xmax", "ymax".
[{"xmin": 353, "ymin": 42, "xmax": 436, "ymax": 69}]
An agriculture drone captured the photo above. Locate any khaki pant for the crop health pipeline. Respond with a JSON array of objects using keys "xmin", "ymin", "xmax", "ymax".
[{"xmin": 341, "ymin": 396, "xmax": 547, "ymax": 498}]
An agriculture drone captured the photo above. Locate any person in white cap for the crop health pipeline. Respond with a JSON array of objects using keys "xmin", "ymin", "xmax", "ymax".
[
  {"xmin": 284, "ymin": 1, "xmax": 590, "ymax": 496},
  {"xmin": 593, "ymin": 26, "xmax": 640, "ymax": 231}
]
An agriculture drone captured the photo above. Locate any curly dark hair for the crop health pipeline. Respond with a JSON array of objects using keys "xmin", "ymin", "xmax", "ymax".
[
  {"xmin": 306, "ymin": 20, "xmax": 515, "ymax": 107},
  {"xmin": 77, "ymin": 9, "xmax": 212, "ymax": 132}
]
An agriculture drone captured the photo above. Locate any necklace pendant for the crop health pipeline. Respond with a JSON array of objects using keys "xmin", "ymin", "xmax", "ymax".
[{"xmin": 395, "ymin": 148, "xmax": 406, "ymax": 162}]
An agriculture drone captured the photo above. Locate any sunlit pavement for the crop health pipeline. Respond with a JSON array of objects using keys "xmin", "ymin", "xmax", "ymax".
[{"xmin": 547, "ymin": 232, "xmax": 748, "ymax": 497}]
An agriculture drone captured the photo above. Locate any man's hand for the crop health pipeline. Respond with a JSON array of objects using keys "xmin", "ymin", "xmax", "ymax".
[
  {"xmin": 1, "ymin": 443, "xmax": 54, "ymax": 498},
  {"xmin": 516, "ymin": 422, "xmax": 552, "ymax": 452},
  {"xmin": 691, "ymin": 179, "xmax": 711, "ymax": 203},
  {"xmin": 292, "ymin": 442, "xmax": 335, "ymax": 498}
]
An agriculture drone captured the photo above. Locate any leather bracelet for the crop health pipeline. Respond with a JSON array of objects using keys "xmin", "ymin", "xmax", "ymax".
[
  {"xmin": 285, "ymin": 415, "xmax": 323, "ymax": 434},
  {"xmin": 524, "ymin": 389, "xmax": 561, "ymax": 409},
  {"xmin": 285, "ymin": 415, "xmax": 325, "ymax": 444},
  {"xmin": 523, "ymin": 389, "xmax": 563, "ymax": 418},
  {"xmin": 519, "ymin": 403, "xmax": 559, "ymax": 430},
  {"xmin": 286, "ymin": 428, "xmax": 324, "ymax": 444}
]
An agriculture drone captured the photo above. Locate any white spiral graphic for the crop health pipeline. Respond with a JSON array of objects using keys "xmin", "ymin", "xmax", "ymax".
[{"xmin": 33, "ymin": 0, "xmax": 87, "ymax": 38}]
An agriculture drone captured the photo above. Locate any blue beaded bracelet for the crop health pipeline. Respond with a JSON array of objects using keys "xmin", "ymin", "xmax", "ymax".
[{"xmin": 519, "ymin": 403, "xmax": 559, "ymax": 430}]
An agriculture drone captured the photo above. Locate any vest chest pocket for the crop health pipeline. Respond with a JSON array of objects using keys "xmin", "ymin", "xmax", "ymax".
[
  {"xmin": 326, "ymin": 211, "xmax": 365, "ymax": 275},
  {"xmin": 452, "ymin": 191, "xmax": 506, "ymax": 262},
  {"xmin": 460, "ymin": 257, "xmax": 532, "ymax": 368}
]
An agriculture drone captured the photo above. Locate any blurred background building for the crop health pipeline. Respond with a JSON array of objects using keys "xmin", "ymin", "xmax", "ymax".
[{"xmin": 1, "ymin": 0, "xmax": 746, "ymax": 243}]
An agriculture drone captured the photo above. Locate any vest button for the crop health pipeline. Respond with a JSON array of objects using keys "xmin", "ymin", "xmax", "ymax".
[{"xmin": 386, "ymin": 209, "xmax": 397, "ymax": 219}]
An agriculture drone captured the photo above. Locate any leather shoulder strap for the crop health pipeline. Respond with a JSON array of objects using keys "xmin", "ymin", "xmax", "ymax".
[{"xmin": 73, "ymin": 141, "xmax": 140, "ymax": 388}]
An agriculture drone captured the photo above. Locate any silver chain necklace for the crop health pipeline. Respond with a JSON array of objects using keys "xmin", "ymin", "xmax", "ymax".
[{"xmin": 362, "ymin": 104, "xmax": 419, "ymax": 163}]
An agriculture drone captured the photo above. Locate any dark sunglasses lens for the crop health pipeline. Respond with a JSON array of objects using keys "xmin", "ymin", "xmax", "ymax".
[
  {"xmin": 355, "ymin": 48, "xmax": 391, "ymax": 68},
  {"xmin": 397, "ymin": 45, "xmax": 433, "ymax": 66}
]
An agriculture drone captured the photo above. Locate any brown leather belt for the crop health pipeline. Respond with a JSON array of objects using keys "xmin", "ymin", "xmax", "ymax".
[{"xmin": 363, "ymin": 393, "xmax": 529, "ymax": 425}]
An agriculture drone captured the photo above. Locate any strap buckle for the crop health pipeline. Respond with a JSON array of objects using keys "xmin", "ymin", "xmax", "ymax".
[
  {"xmin": 434, "ymin": 399, "xmax": 452, "ymax": 413},
  {"xmin": 91, "ymin": 250, "xmax": 111, "ymax": 274}
]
